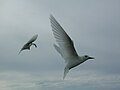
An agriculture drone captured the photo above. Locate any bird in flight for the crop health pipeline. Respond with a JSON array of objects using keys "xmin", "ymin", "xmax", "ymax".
[
  {"xmin": 50, "ymin": 15, "xmax": 94, "ymax": 79},
  {"xmin": 19, "ymin": 34, "xmax": 38, "ymax": 54}
]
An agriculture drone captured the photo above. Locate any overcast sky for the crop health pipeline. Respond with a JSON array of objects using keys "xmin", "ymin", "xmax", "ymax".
[{"xmin": 0, "ymin": 0, "xmax": 120, "ymax": 90}]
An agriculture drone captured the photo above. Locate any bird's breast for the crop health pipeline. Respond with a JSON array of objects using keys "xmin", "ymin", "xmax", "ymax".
[{"xmin": 67, "ymin": 57, "xmax": 84, "ymax": 70}]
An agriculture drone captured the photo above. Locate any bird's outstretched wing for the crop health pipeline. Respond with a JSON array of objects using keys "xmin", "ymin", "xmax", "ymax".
[
  {"xmin": 26, "ymin": 34, "xmax": 38, "ymax": 45},
  {"xmin": 50, "ymin": 15, "xmax": 78, "ymax": 61},
  {"xmin": 18, "ymin": 44, "xmax": 29, "ymax": 55},
  {"xmin": 18, "ymin": 34, "xmax": 38, "ymax": 55}
]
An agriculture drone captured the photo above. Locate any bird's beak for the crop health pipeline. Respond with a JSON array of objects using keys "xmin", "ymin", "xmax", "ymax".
[{"xmin": 88, "ymin": 57, "xmax": 95, "ymax": 59}]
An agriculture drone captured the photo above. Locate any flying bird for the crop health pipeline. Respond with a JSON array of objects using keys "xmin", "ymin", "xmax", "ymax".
[
  {"xmin": 19, "ymin": 34, "xmax": 38, "ymax": 54},
  {"xmin": 50, "ymin": 15, "xmax": 94, "ymax": 79}
]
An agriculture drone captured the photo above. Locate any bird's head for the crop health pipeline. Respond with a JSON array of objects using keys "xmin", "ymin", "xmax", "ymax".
[{"xmin": 83, "ymin": 55, "xmax": 94, "ymax": 61}]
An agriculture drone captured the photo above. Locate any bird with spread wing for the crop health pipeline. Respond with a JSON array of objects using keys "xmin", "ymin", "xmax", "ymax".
[
  {"xmin": 19, "ymin": 34, "xmax": 38, "ymax": 54},
  {"xmin": 50, "ymin": 15, "xmax": 94, "ymax": 79}
]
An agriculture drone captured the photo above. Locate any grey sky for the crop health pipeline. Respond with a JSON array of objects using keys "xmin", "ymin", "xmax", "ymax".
[{"xmin": 0, "ymin": 0, "xmax": 120, "ymax": 90}]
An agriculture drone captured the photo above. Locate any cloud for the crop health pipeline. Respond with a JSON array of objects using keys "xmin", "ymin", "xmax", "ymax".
[{"xmin": 0, "ymin": 70, "xmax": 120, "ymax": 90}]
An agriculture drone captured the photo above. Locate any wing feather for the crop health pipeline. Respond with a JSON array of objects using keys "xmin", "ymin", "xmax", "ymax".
[
  {"xmin": 26, "ymin": 34, "xmax": 38, "ymax": 45},
  {"xmin": 50, "ymin": 15, "xmax": 78, "ymax": 60}
]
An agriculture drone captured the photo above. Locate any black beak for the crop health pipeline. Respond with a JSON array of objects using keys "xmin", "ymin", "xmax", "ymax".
[{"xmin": 88, "ymin": 57, "xmax": 95, "ymax": 59}]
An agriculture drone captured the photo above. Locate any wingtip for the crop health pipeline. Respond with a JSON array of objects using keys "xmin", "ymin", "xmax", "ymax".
[
  {"xmin": 18, "ymin": 49, "xmax": 22, "ymax": 55},
  {"xmin": 49, "ymin": 13, "xmax": 53, "ymax": 17},
  {"xmin": 34, "ymin": 34, "xmax": 38, "ymax": 38},
  {"xmin": 18, "ymin": 51, "xmax": 21, "ymax": 55},
  {"xmin": 49, "ymin": 14, "xmax": 55, "ymax": 20}
]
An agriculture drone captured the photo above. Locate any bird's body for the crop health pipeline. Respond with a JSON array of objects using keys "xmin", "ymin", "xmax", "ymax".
[
  {"xmin": 19, "ymin": 34, "xmax": 38, "ymax": 54},
  {"xmin": 50, "ymin": 15, "xmax": 94, "ymax": 79},
  {"xmin": 66, "ymin": 56, "xmax": 84, "ymax": 69},
  {"xmin": 21, "ymin": 43, "xmax": 31, "ymax": 50}
]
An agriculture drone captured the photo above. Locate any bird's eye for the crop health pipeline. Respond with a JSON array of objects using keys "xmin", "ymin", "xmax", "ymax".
[{"xmin": 85, "ymin": 55, "xmax": 88, "ymax": 57}]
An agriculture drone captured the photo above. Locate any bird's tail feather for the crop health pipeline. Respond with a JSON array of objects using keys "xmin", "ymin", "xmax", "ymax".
[{"xmin": 63, "ymin": 67, "xmax": 69, "ymax": 80}]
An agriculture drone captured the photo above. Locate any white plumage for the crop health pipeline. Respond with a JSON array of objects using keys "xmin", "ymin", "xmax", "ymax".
[{"xmin": 50, "ymin": 15, "xmax": 94, "ymax": 79}]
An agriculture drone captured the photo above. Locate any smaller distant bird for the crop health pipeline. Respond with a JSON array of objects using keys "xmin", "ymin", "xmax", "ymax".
[{"xmin": 18, "ymin": 34, "xmax": 38, "ymax": 54}]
